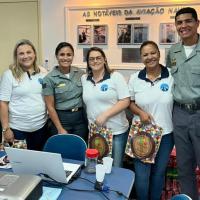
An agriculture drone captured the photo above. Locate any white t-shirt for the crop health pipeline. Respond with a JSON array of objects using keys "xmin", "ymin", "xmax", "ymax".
[
  {"xmin": 81, "ymin": 71, "xmax": 130, "ymax": 135},
  {"xmin": 0, "ymin": 69, "xmax": 47, "ymax": 132},
  {"xmin": 183, "ymin": 44, "xmax": 196, "ymax": 58},
  {"xmin": 128, "ymin": 67, "xmax": 173, "ymax": 135}
]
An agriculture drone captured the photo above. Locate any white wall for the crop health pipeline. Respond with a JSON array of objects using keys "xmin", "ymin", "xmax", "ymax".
[
  {"xmin": 40, "ymin": 0, "xmax": 67, "ymax": 68},
  {"xmin": 40, "ymin": 0, "xmax": 200, "ymax": 76}
]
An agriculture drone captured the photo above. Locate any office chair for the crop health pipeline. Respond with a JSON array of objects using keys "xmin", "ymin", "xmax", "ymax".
[
  {"xmin": 43, "ymin": 134, "xmax": 87, "ymax": 161},
  {"xmin": 171, "ymin": 194, "xmax": 192, "ymax": 200}
]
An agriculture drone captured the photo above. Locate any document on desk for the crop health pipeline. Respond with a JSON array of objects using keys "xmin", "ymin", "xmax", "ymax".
[{"xmin": 39, "ymin": 186, "xmax": 62, "ymax": 200}]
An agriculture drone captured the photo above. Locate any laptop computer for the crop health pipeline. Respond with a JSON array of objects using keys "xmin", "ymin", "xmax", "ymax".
[{"xmin": 4, "ymin": 147, "xmax": 82, "ymax": 184}]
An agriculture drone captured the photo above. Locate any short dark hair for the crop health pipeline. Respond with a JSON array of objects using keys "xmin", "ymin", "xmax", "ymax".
[
  {"xmin": 140, "ymin": 40, "xmax": 160, "ymax": 55},
  {"xmin": 55, "ymin": 42, "xmax": 74, "ymax": 56},
  {"xmin": 175, "ymin": 7, "xmax": 198, "ymax": 21}
]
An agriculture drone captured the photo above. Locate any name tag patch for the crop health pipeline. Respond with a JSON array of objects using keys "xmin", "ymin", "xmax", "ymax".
[{"xmin": 57, "ymin": 83, "xmax": 66, "ymax": 88}]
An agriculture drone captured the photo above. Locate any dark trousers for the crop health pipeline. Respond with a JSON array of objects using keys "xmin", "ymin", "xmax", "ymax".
[
  {"xmin": 49, "ymin": 109, "xmax": 88, "ymax": 142},
  {"xmin": 12, "ymin": 123, "xmax": 48, "ymax": 151},
  {"xmin": 173, "ymin": 105, "xmax": 200, "ymax": 200}
]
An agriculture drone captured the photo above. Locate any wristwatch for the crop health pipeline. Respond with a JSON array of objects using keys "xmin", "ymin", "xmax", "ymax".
[{"xmin": 2, "ymin": 127, "xmax": 10, "ymax": 134}]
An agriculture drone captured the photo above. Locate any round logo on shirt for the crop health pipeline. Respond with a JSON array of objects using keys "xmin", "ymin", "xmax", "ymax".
[
  {"xmin": 100, "ymin": 84, "xmax": 108, "ymax": 91},
  {"xmin": 160, "ymin": 83, "xmax": 169, "ymax": 91},
  {"xmin": 38, "ymin": 78, "xmax": 43, "ymax": 84}
]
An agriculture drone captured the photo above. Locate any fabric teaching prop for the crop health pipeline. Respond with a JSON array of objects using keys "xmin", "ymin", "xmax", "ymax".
[
  {"xmin": 125, "ymin": 121, "xmax": 163, "ymax": 163},
  {"xmin": 89, "ymin": 123, "xmax": 113, "ymax": 159}
]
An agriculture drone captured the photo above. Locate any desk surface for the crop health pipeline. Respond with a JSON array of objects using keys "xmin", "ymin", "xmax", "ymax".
[
  {"xmin": 0, "ymin": 151, "xmax": 135, "ymax": 200},
  {"xmin": 58, "ymin": 165, "xmax": 134, "ymax": 200}
]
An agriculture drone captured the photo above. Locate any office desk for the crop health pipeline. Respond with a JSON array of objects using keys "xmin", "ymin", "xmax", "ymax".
[
  {"xmin": 58, "ymin": 165, "xmax": 134, "ymax": 200},
  {"xmin": 0, "ymin": 151, "xmax": 134, "ymax": 200}
]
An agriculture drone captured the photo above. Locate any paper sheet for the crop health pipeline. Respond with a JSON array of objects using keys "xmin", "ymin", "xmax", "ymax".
[{"xmin": 39, "ymin": 186, "xmax": 62, "ymax": 200}]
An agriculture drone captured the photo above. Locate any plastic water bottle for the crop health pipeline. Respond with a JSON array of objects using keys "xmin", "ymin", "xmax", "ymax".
[
  {"xmin": 44, "ymin": 59, "xmax": 50, "ymax": 71},
  {"xmin": 85, "ymin": 149, "xmax": 99, "ymax": 173}
]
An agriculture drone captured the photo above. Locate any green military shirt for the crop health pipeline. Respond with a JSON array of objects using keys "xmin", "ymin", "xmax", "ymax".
[
  {"xmin": 166, "ymin": 36, "xmax": 200, "ymax": 104},
  {"xmin": 42, "ymin": 66, "xmax": 85, "ymax": 110}
]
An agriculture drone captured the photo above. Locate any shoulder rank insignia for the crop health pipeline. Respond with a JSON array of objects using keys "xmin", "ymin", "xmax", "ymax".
[{"xmin": 171, "ymin": 58, "xmax": 176, "ymax": 66}]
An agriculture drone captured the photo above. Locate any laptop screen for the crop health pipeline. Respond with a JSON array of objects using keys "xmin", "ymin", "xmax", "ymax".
[{"xmin": 4, "ymin": 147, "xmax": 81, "ymax": 184}]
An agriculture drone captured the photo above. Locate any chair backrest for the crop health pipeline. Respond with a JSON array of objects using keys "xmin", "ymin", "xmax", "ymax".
[
  {"xmin": 43, "ymin": 134, "xmax": 87, "ymax": 161},
  {"xmin": 171, "ymin": 194, "xmax": 192, "ymax": 200}
]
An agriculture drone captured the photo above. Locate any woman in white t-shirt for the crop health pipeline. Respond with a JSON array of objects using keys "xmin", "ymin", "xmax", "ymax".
[
  {"xmin": 81, "ymin": 47, "xmax": 130, "ymax": 167},
  {"xmin": 128, "ymin": 41, "xmax": 174, "ymax": 200},
  {"xmin": 0, "ymin": 39, "xmax": 48, "ymax": 150}
]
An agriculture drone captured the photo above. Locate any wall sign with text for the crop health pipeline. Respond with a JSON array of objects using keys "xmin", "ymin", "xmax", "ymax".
[{"xmin": 65, "ymin": 4, "xmax": 200, "ymax": 69}]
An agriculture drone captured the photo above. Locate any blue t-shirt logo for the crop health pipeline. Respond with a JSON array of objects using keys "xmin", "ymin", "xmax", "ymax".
[
  {"xmin": 160, "ymin": 83, "xmax": 169, "ymax": 91},
  {"xmin": 101, "ymin": 84, "xmax": 108, "ymax": 91},
  {"xmin": 38, "ymin": 78, "xmax": 43, "ymax": 84}
]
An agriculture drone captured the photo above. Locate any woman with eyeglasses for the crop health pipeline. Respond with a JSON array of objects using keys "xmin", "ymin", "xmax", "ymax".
[
  {"xmin": 42, "ymin": 42, "xmax": 88, "ymax": 141},
  {"xmin": 0, "ymin": 39, "xmax": 48, "ymax": 150},
  {"xmin": 81, "ymin": 47, "xmax": 130, "ymax": 167}
]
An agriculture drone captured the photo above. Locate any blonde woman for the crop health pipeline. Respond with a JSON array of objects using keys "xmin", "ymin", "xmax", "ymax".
[{"xmin": 0, "ymin": 39, "xmax": 48, "ymax": 150}]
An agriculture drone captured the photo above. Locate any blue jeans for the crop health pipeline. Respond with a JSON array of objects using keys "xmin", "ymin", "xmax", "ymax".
[
  {"xmin": 134, "ymin": 133, "xmax": 174, "ymax": 200},
  {"xmin": 112, "ymin": 129, "xmax": 129, "ymax": 167},
  {"xmin": 12, "ymin": 123, "xmax": 48, "ymax": 151}
]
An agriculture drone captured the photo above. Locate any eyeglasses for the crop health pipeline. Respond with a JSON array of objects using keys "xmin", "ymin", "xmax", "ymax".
[{"xmin": 88, "ymin": 56, "xmax": 103, "ymax": 63}]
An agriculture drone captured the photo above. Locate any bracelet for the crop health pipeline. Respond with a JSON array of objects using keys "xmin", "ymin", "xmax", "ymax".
[{"xmin": 2, "ymin": 127, "xmax": 10, "ymax": 134}]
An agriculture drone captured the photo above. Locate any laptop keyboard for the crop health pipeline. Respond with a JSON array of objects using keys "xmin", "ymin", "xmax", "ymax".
[{"xmin": 65, "ymin": 170, "xmax": 72, "ymax": 177}]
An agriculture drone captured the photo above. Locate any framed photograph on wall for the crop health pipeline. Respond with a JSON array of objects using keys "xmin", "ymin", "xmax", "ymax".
[
  {"xmin": 117, "ymin": 24, "xmax": 132, "ymax": 44},
  {"xmin": 93, "ymin": 25, "xmax": 108, "ymax": 45},
  {"xmin": 77, "ymin": 25, "xmax": 92, "ymax": 45},
  {"xmin": 159, "ymin": 23, "xmax": 177, "ymax": 44},
  {"xmin": 132, "ymin": 24, "xmax": 149, "ymax": 44}
]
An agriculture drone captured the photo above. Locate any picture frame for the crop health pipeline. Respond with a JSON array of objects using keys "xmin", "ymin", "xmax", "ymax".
[
  {"xmin": 117, "ymin": 24, "xmax": 132, "ymax": 45},
  {"xmin": 159, "ymin": 23, "xmax": 177, "ymax": 45},
  {"xmin": 93, "ymin": 25, "xmax": 108, "ymax": 45},
  {"xmin": 83, "ymin": 48, "xmax": 90, "ymax": 62},
  {"xmin": 77, "ymin": 25, "xmax": 92, "ymax": 45},
  {"xmin": 132, "ymin": 24, "xmax": 149, "ymax": 44},
  {"xmin": 122, "ymin": 48, "xmax": 141, "ymax": 63}
]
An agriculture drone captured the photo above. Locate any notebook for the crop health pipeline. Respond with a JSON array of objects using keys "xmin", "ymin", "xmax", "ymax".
[{"xmin": 4, "ymin": 147, "xmax": 81, "ymax": 184}]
